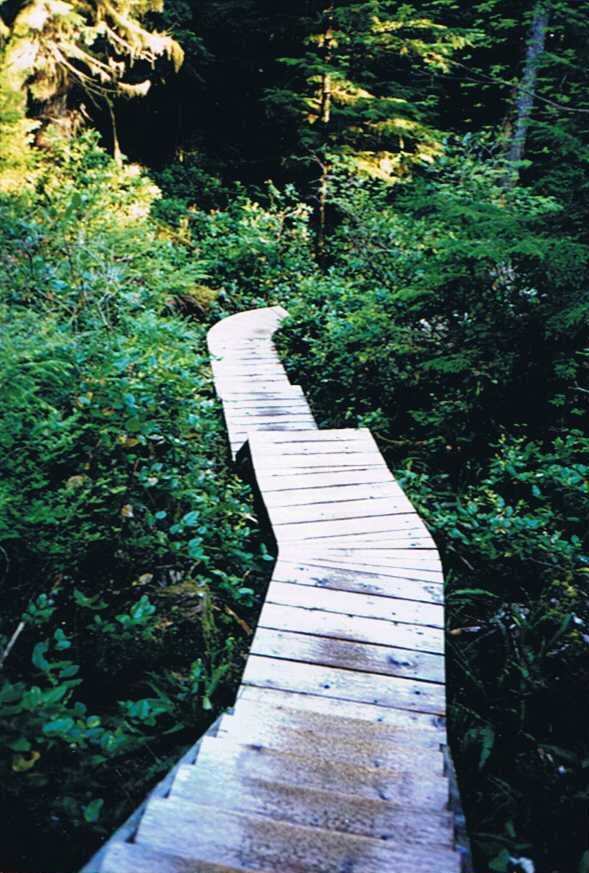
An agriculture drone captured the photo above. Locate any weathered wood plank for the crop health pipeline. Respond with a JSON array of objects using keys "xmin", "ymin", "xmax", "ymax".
[
  {"xmin": 169, "ymin": 762, "xmax": 453, "ymax": 846},
  {"xmin": 230, "ymin": 412, "xmax": 316, "ymax": 424},
  {"xmin": 216, "ymin": 381, "xmax": 293, "ymax": 396},
  {"xmin": 313, "ymin": 530, "xmax": 436, "ymax": 544},
  {"xmin": 99, "ymin": 842, "xmax": 248, "ymax": 873},
  {"xmin": 273, "ymin": 514, "xmax": 430, "ymax": 543},
  {"xmin": 266, "ymin": 581, "xmax": 444, "ymax": 628},
  {"xmin": 211, "ymin": 362, "xmax": 286, "ymax": 374},
  {"xmin": 305, "ymin": 536, "xmax": 437, "ymax": 550},
  {"xmin": 250, "ymin": 627, "xmax": 445, "ymax": 684},
  {"xmin": 271, "ymin": 560, "xmax": 443, "ymax": 604},
  {"xmin": 236, "ymin": 685, "xmax": 446, "ymax": 732},
  {"xmin": 214, "ymin": 352, "xmax": 282, "ymax": 361},
  {"xmin": 263, "ymin": 481, "xmax": 409, "ymax": 507},
  {"xmin": 221, "ymin": 387, "xmax": 304, "ymax": 398},
  {"xmin": 255, "ymin": 452, "xmax": 387, "ymax": 470},
  {"xmin": 230, "ymin": 695, "xmax": 445, "ymax": 743},
  {"xmin": 297, "ymin": 559, "xmax": 444, "ymax": 585},
  {"xmin": 258, "ymin": 602, "xmax": 444, "ymax": 654},
  {"xmin": 303, "ymin": 547, "xmax": 442, "ymax": 567},
  {"xmin": 242, "ymin": 655, "xmax": 446, "ymax": 714},
  {"xmin": 137, "ymin": 795, "xmax": 460, "ymax": 873},
  {"xmin": 181, "ymin": 737, "xmax": 450, "ymax": 808},
  {"xmin": 256, "ymin": 469, "xmax": 396, "ymax": 490},
  {"xmin": 228, "ymin": 421, "xmax": 317, "ymax": 442},
  {"xmin": 267, "ymin": 497, "xmax": 417, "ymax": 525},
  {"xmin": 251, "ymin": 427, "xmax": 371, "ymax": 443},
  {"xmin": 223, "ymin": 396, "xmax": 309, "ymax": 408},
  {"xmin": 228, "ymin": 420, "xmax": 317, "ymax": 435},
  {"xmin": 252, "ymin": 439, "xmax": 379, "ymax": 454},
  {"xmin": 215, "ymin": 375, "xmax": 292, "ymax": 388},
  {"xmin": 216, "ymin": 712, "xmax": 444, "ymax": 771}
]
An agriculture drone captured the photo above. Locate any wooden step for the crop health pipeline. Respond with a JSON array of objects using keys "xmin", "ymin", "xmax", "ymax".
[
  {"xmin": 229, "ymin": 419, "xmax": 316, "ymax": 436},
  {"xmin": 136, "ymin": 797, "xmax": 461, "ymax": 873},
  {"xmin": 309, "ymin": 535, "xmax": 436, "ymax": 549},
  {"xmin": 216, "ymin": 713, "xmax": 444, "ymax": 772},
  {"xmin": 211, "ymin": 362, "xmax": 286, "ymax": 375},
  {"xmin": 167, "ymin": 767, "xmax": 453, "ymax": 846},
  {"xmin": 236, "ymin": 684, "xmax": 446, "ymax": 731},
  {"xmin": 98, "ymin": 841, "xmax": 254, "ymax": 873},
  {"xmin": 230, "ymin": 695, "xmax": 446, "ymax": 745},
  {"xmin": 249, "ymin": 627, "xmax": 445, "ymax": 684},
  {"xmin": 185, "ymin": 736, "xmax": 449, "ymax": 807}
]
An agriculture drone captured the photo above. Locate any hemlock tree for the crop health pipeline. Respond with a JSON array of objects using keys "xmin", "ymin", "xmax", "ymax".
[
  {"xmin": 0, "ymin": 0, "xmax": 183, "ymax": 183},
  {"xmin": 266, "ymin": 0, "xmax": 472, "ymax": 249},
  {"xmin": 507, "ymin": 1, "xmax": 550, "ymax": 170}
]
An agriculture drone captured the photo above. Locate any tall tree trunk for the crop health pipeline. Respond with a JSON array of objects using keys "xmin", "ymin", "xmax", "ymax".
[
  {"xmin": 107, "ymin": 99, "xmax": 122, "ymax": 166},
  {"xmin": 316, "ymin": 1, "xmax": 334, "ymax": 260},
  {"xmin": 506, "ymin": 2, "xmax": 550, "ymax": 178}
]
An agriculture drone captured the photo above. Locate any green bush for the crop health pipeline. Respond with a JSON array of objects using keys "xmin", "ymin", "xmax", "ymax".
[{"xmin": 0, "ymin": 134, "xmax": 271, "ymax": 871}]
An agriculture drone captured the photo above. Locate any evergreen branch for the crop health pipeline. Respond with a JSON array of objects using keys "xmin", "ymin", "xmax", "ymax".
[{"xmin": 446, "ymin": 57, "xmax": 589, "ymax": 115}]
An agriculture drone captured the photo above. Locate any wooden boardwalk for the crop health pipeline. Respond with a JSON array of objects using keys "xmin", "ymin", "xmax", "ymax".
[{"xmin": 89, "ymin": 306, "xmax": 466, "ymax": 873}]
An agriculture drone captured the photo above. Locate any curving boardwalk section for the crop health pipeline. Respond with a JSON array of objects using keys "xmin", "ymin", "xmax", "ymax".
[{"xmin": 93, "ymin": 307, "xmax": 466, "ymax": 873}]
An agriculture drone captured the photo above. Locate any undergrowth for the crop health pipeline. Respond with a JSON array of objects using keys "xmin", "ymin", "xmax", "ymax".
[{"xmin": 0, "ymin": 134, "xmax": 274, "ymax": 872}]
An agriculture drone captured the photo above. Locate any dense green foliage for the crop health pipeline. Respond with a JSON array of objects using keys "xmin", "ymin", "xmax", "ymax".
[
  {"xmin": 0, "ymin": 136, "xmax": 273, "ymax": 871},
  {"xmin": 275, "ymin": 146, "xmax": 589, "ymax": 872},
  {"xmin": 1, "ymin": 0, "xmax": 589, "ymax": 871}
]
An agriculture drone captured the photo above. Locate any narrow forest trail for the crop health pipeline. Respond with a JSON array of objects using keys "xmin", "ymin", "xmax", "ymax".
[{"xmin": 89, "ymin": 306, "xmax": 467, "ymax": 873}]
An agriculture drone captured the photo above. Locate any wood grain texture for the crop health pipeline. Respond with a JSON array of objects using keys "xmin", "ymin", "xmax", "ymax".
[
  {"xmin": 250, "ymin": 626, "xmax": 445, "ymax": 683},
  {"xmin": 271, "ymin": 560, "xmax": 444, "ymax": 604},
  {"xmin": 137, "ymin": 797, "xmax": 461, "ymax": 873},
  {"xmin": 258, "ymin": 601, "xmax": 444, "ymax": 654},
  {"xmin": 263, "ymin": 481, "xmax": 409, "ymax": 507},
  {"xmin": 265, "ymin": 580, "xmax": 444, "ymax": 627},
  {"xmin": 255, "ymin": 468, "xmax": 397, "ymax": 490},
  {"xmin": 242, "ymin": 654, "xmax": 446, "ymax": 714},
  {"xmin": 236, "ymin": 685, "xmax": 447, "ymax": 732},
  {"xmin": 99, "ymin": 842, "xmax": 252, "ymax": 873},
  {"xmin": 182, "ymin": 737, "xmax": 450, "ymax": 808},
  {"xmin": 230, "ymin": 695, "xmax": 446, "ymax": 743},
  {"xmin": 169, "ymin": 765, "xmax": 454, "ymax": 845},
  {"xmin": 215, "ymin": 712, "xmax": 445, "ymax": 771}
]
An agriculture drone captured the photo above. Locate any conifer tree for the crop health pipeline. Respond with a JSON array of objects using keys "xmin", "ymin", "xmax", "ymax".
[
  {"xmin": 265, "ymin": 0, "xmax": 472, "ymax": 247},
  {"xmin": 506, "ymin": 1, "xmax": 550, "ymax": 173},
  {"xmin": 0, "ymin": 0, "xmax": 183, "ymax": 183}
]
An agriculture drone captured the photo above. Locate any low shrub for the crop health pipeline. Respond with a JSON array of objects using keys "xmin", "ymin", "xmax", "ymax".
[
  {"xmin": 278, "ymin": 146, "xmax": 589, "ymax": 872},
  {"xmin": 0, "ymin": 134, "xmax": 272, "ymax": 871}
]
